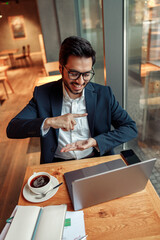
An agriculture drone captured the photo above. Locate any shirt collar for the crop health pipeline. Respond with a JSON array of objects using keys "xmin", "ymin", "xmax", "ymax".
[{"xmin": 62, "ymin": 82, "xmax": 85, "ymax": 102}]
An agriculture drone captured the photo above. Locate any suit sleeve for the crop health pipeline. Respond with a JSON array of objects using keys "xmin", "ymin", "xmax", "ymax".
[
  {"xmin": 6, "ymin": 87, "xmax": 45, "ymax": 139},
  {"xmin": 94, "ymin": 87, "xmax": 138, "ymax": 156}
]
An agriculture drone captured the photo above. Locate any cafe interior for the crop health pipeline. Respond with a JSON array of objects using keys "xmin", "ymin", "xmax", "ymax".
[{"xmin": 0, "ymin": 0, "xmax": 160, "ymax": 238}]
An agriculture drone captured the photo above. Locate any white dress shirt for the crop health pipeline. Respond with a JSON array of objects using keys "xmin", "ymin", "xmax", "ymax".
[{"xmin": 42, "ymin": 84, "xmax": 93, "ymax": 160}]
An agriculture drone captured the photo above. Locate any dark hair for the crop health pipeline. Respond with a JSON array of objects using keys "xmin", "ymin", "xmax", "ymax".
[{"xmin": 59, "ymin": 36, "xmax": 96, "ymax": 66}]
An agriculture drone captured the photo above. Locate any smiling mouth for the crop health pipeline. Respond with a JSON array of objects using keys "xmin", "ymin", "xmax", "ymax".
[
  {"xmin": 71, "ymin": 85, "xmax": 82, "ymax": 91},
  {"xmin": 73, "ymin": 83, "xmax": 82, "ymax": 88},
  {"xmin": 71, "ymin": 82, "xmax": 85, "ymax": 89}
]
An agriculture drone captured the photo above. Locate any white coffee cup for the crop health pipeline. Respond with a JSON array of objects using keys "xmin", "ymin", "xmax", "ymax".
[{"xmin": 27, "ymin": 172, "xmax": 52, "ymax": 194}]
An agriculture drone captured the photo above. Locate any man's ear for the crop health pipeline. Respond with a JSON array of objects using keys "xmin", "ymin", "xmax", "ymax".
[{"xmin": 59, "ymin": 64, "xmax": 62, "ymax": 74}]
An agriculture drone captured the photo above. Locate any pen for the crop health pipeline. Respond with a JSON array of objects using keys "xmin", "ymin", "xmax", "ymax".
[{"xmin": 79, "ymin": 235, "xmax": 88, "ymax": 240}]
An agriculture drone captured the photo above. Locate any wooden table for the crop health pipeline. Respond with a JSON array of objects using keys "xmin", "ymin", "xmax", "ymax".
[
  {"xmin": 141, "ymin": 63, "xmax": 160, "ymax": 85},
  {"xmin": 0, "ymin": 49, "xmax": 19, "ymax": 67},
  {"xmin": 35, "ymin": 75, "xmax": 61, "ymax": 87},
  {"xmin": 0, "ymin": 66, "xmax": 9, "ymax": 73},
  {"xmin": 0, "ymin": 66, "xmax": 14, "ymax": 98},
  {"xmin": 0, "ymin": 49, "xmax": 19, "ymax": 55},
  {"xmin": 18, "ymin": 155, "xmax": 160, "ymax": 240}
]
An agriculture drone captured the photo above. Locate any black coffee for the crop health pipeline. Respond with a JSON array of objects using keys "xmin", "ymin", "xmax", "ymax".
[{"xmin": 30, "ymin": 175, "xmax": 50, "ymax": 188}]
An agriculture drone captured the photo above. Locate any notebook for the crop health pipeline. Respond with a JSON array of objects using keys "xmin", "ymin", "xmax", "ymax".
[
  {"xmin": 64, "ymin": 158, "xmax": 156, "ymax": 210},
  {"xmin": 4, "ymin": 205, "xmax": 67, "ymax": 240}
]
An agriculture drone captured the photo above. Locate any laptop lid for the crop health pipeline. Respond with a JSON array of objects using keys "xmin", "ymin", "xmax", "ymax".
[
  {"xmin": 64, "ymin": 158, "xmax": 126, "ymax": 204},
  {"xmin": 64, "ymin": 158, "xmax": 156, "ymax": 211}
]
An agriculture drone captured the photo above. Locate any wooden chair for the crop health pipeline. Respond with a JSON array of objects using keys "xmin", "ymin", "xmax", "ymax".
[
  {"xmin": 44, "ymin": 61, "xmax": 60, "ymax": 76},
  {"xmin": 15, "ymin": 46, "xmax": 29, "ymax": 67},
  {"xmin": 0, "ymin": 56, "xmax": 9, "ymax": 66},
  {"xmin": 0, "ymin": 66, "xmax": 14, "ymax": 99},
  {"xmin": 139, "ymin": 71, "xmax": 160, "ymax": 140},
  {"xmin": 36, "ymin": 62, "xmax": 61, "ymax": 86},
  {"xmin": 26, "ymin": 44, "xmax": 33, "ymax": 65}
]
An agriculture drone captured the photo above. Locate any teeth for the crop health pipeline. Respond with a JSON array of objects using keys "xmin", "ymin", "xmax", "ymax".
[{"xmin": 73, "ymin": 84, "xmax": 81, "ymax": 87}]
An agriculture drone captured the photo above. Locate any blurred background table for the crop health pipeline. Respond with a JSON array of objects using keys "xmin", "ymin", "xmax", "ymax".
[
  {"xmin": 0, "ymin": 49, "xmax": 19, "ymax": 68},
  {"xmin": 0, "ymin": 65, "xmax": 14, "ymax": 99}
]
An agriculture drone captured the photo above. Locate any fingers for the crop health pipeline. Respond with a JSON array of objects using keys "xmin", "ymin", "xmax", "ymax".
[
  {"xmin": 72, "ymin": 113, "xmax": 88, "ymax": 119},
  {"xmin": 61, "ymin": 113, "xmax": 87, "ymax": 131},
  {"xmin": 63, "ymin": 117, "xmax": 76, "ymax": 131},
  {"xmin": 61, "ymin": 140, "xmax": 89, "ymax": 152},
  {"xmin": 61, "ymin": 138, "xmax": 97, "ymax": 152},
  {"xmin": 61, "ymin": 143, "xmax": 76, "ymax": 152},
  {"xmin": 46, "ymin": 113, "xmax": 88, "ymax": 132},
  {"xmin": 70, "ymin": 118, "xmax": 76, "ymax": 127}
]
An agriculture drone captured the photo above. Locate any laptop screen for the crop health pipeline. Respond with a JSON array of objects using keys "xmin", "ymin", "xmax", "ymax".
[{"xmin": 64, "ymin": 158, "xmax": 156, "ymax": 210}]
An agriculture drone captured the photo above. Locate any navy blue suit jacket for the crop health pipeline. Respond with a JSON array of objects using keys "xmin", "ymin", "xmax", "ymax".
[{"xmin": 7, "ymin": 79, "xmax": 137, "ymax": 164}]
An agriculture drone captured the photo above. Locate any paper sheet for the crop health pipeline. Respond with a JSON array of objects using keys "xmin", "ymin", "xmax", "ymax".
[
  {"xmin": 34, "ymin": 205, "xmax": 67, "ymax": 240},
  {"xmin": 4, "ymin": 206, "xmax": 40, "ymax": 240},
  {"xmin": 63, "ymin": 211, "xmax": 86, "ymax": 240}
]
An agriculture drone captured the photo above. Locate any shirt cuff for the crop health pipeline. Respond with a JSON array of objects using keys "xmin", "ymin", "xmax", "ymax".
[{"xmin": 41, "ymin": 118, "xmax": 50, "ymax": 136}]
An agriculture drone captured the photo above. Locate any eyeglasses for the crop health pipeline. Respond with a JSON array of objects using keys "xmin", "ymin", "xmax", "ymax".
[{"xmin": 63, "ymin": 65, "xmax": 95, "ymax": 81}]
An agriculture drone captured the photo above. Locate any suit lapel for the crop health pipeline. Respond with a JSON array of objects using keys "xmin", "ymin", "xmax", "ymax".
[
  {"xmin": 85, "ymin": 83, "xmax": 97, "ymax": 136},
  {"xmin": 50, "ymin": 79, "xmax": 63, "ymax": 139}
]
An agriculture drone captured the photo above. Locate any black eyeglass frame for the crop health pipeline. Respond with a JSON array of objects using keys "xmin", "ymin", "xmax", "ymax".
[{"xmin": 63, "ymin": 65, "xmax": 95, "ymax": 81}]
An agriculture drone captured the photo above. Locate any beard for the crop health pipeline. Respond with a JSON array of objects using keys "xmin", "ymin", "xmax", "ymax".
[{"xmin": 63, "ymin": 77, "xmax": 88, "ymax": 95}]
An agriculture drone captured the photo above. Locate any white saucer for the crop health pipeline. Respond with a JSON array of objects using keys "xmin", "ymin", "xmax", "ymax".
[{"xmin": 23, "ymin": 176, "xmax": 59, "ymax": 203}]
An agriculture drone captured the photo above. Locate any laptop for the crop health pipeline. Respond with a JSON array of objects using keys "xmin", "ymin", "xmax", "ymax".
[{"xmin": 64, "ymin": 158, "xmax": 156, "ymax": 210}]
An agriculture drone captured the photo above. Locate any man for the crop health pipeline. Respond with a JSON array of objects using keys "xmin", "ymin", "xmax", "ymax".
[{"xmin": 7, "ymin": 36, "xmax": 137, "ymax": 164}]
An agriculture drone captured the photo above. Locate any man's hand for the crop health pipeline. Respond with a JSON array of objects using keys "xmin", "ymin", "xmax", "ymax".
[
  {"xmin": 43, "ymin": 113, "xmax": 88, "ymax": 131},
  {"xmin": 61, "ymin": 138, "xmax": 98, "ymax": 152}
]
